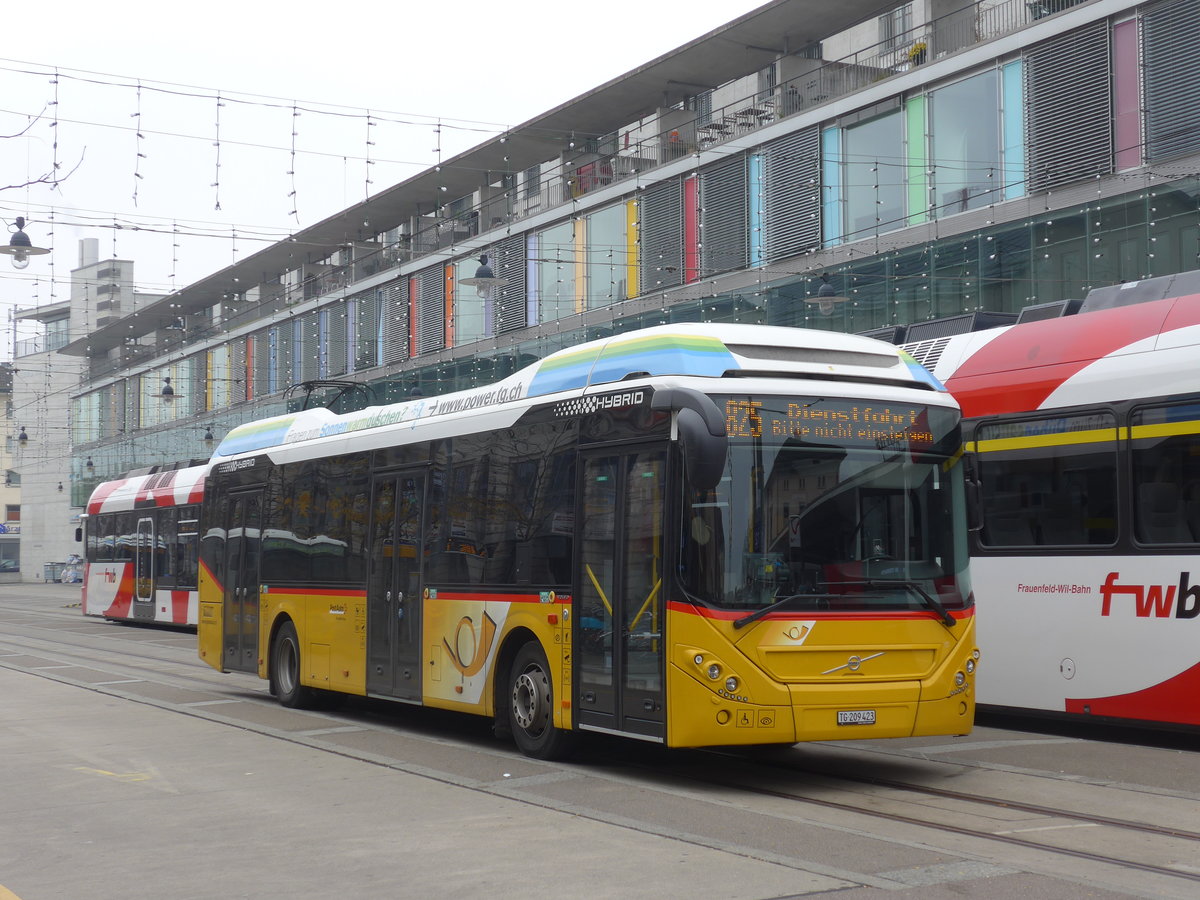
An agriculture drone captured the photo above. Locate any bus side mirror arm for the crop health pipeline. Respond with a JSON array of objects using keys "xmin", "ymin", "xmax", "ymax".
[
  {"xmin": 966, "ymin": 479, "xmax": 983, "ymax": 532},
  {"xmin": 651, "ymin": 388, "xmax": 727, "ymax": 491}
]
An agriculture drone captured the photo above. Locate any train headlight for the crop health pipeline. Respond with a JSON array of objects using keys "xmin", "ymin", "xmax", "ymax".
[
  {"xmin": 965, "ymin": 658, "xmax": 976, "ymax": 675},
  {"xmin": 954, "ymin": 671, "xmax": 966, "ymax": 687},
  {"xmin": 707, "ymin": 663, "xmax": 722, "ymax": 680},
  {"xmin": 724, "ymin": 676, "xmax": 739, "ymax": 693}
]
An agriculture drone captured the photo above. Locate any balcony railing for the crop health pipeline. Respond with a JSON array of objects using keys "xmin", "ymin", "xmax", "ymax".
[{"xmin": 15, "ymin": 331, "xmax": 70, "ymax": 358}]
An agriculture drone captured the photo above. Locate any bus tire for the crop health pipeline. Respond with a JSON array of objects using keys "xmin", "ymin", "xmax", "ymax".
[
  {"xmin": 508, "ymin": 641, "xmax": 576, "ymax": 760},
  {"xmin": 271, "ymin": 620, "xmax": 317, "ymax": 709}
]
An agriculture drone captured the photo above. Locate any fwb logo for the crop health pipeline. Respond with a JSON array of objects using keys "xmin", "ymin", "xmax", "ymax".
[{"xmin": 1100, "ymin": 572, "xmax": 1200, "ymax": 619}]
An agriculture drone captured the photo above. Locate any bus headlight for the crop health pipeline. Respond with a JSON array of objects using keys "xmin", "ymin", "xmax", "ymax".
[
  {"xmin": 965, "ymin": 658, "xmax": 976, "ymax": 675},
  {"xmin": 725, "ymin": 676, "xmax": 739, "ymax": 693},
  {"xmin": 954, "ymin": 671, "xmax": 966, "ymax": 687},
  {"xmin": 694, "ymin": 654, "xmax": 705, "ymax": 666},
  {"xmin": 707, "ymin": 663, "xmax": 722, "ymax": 680}
]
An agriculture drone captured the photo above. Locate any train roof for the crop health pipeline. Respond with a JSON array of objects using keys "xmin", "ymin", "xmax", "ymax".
[
  {"xmin": 212, "ymin": 323, "xmax": 947, "ymax": 461},
  {"xmin": 903, "ymin": 273, "xmax": 1200, "ymax": 418},
  {"xmin": 85, "ymin": 463, "xmax": 209, "ymax": 516}
]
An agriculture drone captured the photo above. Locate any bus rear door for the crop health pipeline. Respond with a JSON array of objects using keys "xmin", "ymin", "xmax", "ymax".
[{"xmin": 575, "ymin": 448, "xmax": 667, "ymax": 740}]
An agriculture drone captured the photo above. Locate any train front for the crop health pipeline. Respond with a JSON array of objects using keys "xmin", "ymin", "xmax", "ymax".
[{"xmin": 669, "ymin": 387, "xmax": 978, "ymax": 746}]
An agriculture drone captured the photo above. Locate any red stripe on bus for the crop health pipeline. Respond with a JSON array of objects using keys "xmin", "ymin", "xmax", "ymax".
[
  {"xmin": 945, "ymin": 298, "xmax": 1200, "ymax": 417},
  {"xmin": 136, "ymin": 471, "xmax": 176, "ymax": 508},
  {"xmin": 87, "ymin": 480, "xmax": 125, "ymax": 515},
  {"xmin": 667, "ymin": 600, "xmax": 974, "ymax": 623},
  {"xmin": 186, "ymin": 475, "xmax": 206, "ymax": 505},
  {"xmin": 1066, "ymin": 660, "xmax": 1200, "ymax": 727},
  {"xmin": 169, "ymin": 590, "xmax": 192, "ymax": 624},
  {"xmin": 199, "ymin": 559, "xmax": 220, "ymax": 595},
  {"xmin": 264, "ymin": 586, "xmax": 367, "ymax": 598},
  {"xmin": 103, "ymin": 565, "xmax": 136, "ymax": 619},
  {"xmin": 428, "ymin": 590, "xmax": 561, "ymax": 604}
]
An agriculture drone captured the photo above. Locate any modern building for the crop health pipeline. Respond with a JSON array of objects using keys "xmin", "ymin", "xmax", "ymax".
[
  {"xmin": 0, "ymin": 362, "xmax": 20, "ymax": 580},
  {"xmin": 46, "ymin": 0, "xmax": 1200, "ymax": 498},
  {"xmin": 12, "ymin": 239, "xmax": 162, "ymax": 580}
]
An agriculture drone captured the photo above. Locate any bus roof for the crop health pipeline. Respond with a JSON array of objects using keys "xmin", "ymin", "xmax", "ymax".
[{"xmin": 213, "ymin": 323, "xmax": 945, "ymax": 460}]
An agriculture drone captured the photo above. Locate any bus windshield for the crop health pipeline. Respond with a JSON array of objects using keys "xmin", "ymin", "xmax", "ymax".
[{"xmin": 680, "ymin": 395, "xmax": 971, "ymax": 616}]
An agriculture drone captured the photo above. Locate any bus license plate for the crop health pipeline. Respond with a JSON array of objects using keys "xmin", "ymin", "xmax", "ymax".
[{"xmin": 837, "ymin": 709, "xmax": 876, "ymax": 726}]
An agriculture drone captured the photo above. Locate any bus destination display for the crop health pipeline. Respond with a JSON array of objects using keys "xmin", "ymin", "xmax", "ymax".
[{"xmin": 723, "ymin": 397, "xmax": 939, "ymax": 449}]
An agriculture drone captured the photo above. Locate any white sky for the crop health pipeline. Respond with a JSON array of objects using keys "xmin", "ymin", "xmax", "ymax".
[{"xmin": 0, "ymin": 0, "xmax": 768, "ymax": 351}]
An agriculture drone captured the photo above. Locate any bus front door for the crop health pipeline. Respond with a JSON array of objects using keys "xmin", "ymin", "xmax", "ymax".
[
  {"xmin": 221, "ymin": 489, "xmax": 263, "ymax": 674},
  {"xmin": 575, "ymin": 448, "xmax": 667, "ymax": 741},
  {"xmin": 366, "ymin": 473, "xmax": 425, "ymax": 701},
  {"xmin": 133, "ymin": 516, "xmax": 155, "ymax": 621}
]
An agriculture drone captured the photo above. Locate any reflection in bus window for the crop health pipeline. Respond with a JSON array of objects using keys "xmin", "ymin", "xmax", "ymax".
[
  {"xmin": 1132, "ymin": 403, "xmax": 1200, "ymax": 545},
  {"xmin": 977, "ymin": 412, "xmax": 1117, "ymax": 548},
  {"xmin": 680, "ymin": 395, "xmax": 969, "ymax": 615}
]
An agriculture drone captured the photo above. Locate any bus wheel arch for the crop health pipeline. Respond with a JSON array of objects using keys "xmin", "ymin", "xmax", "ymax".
[{"xmin": 504, "ymin": 638, "xmax": 577, "ymax": 760}]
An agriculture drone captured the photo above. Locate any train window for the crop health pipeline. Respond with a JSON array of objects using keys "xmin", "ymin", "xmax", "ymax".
[
  {"xmin": 114, "ymin": 513, "xmax": 136, "ymax": 561},
  {"xmin": 1131, "ymin": 403, "xmax": 1200, "ymax": 545},
  {"xmin": 85, "ymin": 517, "xmax": 98, "ymax": 561},
  {"xmin": 976, "ymin": 411, "xmax": 1118, "ymax": 548},
  {"xmin": 177, "ymin": 506, "xmax": 200, "ymax": 589}
]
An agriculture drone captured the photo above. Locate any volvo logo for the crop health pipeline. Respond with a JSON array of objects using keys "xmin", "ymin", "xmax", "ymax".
[{"xmin": 823, "ymin": 651, "xmax": 885, "ymax": 675}]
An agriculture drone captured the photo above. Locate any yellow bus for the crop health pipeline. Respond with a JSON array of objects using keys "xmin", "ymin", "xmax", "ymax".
[{"xmin": 198, "ymin": 323, "xmax": 978, "ymax": 758}]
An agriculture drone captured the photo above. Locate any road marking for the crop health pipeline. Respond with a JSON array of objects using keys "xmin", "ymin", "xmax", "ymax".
[
  {"xmin": 0, "ymin": 885, "xmax": 26, "ymax": 899},
  {"xmin": 73, "ymin": 766, "xmax": 151, "ymax": 783},
  {"xmin": 994, "ymin": 823, "xmax": 1102, "ymax": 835},
  {"xmin": 181, "ymin": 699, "xmax": 242, "ymax": 706}
]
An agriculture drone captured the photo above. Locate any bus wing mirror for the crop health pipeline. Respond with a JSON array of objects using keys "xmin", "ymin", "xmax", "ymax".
[
  {"xmin": 677, "ymin": 408, "xmax": 727, "ymax": 491},
  {"xmin": 651, "ymin": 388, "xmax": 727, "ymax": 492}
]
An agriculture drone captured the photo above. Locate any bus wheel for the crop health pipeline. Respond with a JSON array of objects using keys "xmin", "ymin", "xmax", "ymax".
[
  {"xmin": 271, "ymin": 620, "xmax": 316, "ymax": 709},
  {"xmin": 508, "ymin": 642, "xmax": 576, "ymax": 760}
]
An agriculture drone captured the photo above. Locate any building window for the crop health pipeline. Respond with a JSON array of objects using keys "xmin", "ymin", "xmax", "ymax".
[
  {"xmin": 843, "ymin": 109, "xmax": 906, "ymax": 241},
  {"xmin": 5, "ymin": 505, "xmax": 19, "ymax": 522},
  {"xmin": 931, "ymin": 70, "xmax": 1002, "ymax": 215},
  {"xmin": 879, "ymin": 4, "xmax": 913, "ymax": 53}
]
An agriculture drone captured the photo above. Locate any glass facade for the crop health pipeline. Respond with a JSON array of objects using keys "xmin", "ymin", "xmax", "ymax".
[{"xmin": 68, "ymin": 2, "xmax": 1200, "ymax": 487}]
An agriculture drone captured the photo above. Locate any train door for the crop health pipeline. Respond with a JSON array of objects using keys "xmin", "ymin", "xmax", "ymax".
[
  {"xmin": 133, "ymin": 516, "xmax": 155, "ymax": 621},
  {"xmin": 221, "ymin": 489, "xmax": 264, "ymax": 674},
  {"xmin": 366, "ymin": 472, "xmax": 425, "ymax": 701},
  {"xmin": 575, "ymin": 447, "xmax": 667, "ymax": 740}
]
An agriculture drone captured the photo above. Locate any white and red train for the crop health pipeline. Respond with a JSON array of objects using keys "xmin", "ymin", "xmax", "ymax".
[
  {"xmin": 81, "ymin": 464, "xmax": 208, "ymax": 626},
  {"xmin": 905, "ymin": 271, "xmax": 1200, "ymax": 730}
]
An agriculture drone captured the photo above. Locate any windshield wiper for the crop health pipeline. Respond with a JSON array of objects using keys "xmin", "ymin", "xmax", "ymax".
[
  {"xmin": 733, "ymin": 593, "xmax": 837, "ymax": 629},
  {"xmin": 732, "ymin": 580, "xmax": 957, "ymax": 629},
  {"xmin": 841, "ymin": 578, "xmax": 956, "ymax": 627}
]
